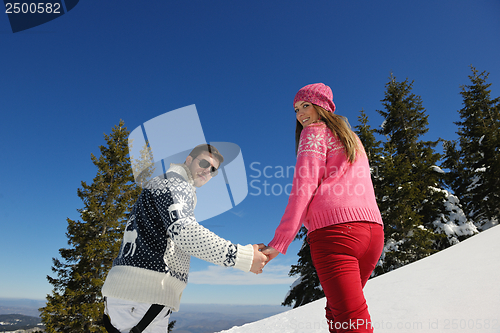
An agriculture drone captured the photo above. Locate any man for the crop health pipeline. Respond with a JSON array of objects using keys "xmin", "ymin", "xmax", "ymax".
[{"xmin": 102, "ymin": 144, "xmax": 267, "ymax": 333}]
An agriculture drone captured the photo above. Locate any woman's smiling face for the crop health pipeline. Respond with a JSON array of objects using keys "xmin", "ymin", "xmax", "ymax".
[{"xmin": 295, "ymin": 101, "xmax": 320, "ymax": 128}]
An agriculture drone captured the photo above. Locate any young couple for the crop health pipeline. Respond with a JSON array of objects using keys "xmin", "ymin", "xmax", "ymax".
[{"xmin": 102, "ymin": 83, "xmax": 384, "ymax": 333}]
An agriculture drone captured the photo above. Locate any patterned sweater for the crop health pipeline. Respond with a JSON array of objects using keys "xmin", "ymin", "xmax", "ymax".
[
  {"xmin": 102, "ymin": 164, "xmax": 254, "ymax": 311},
  {"xmin": 268, "ymin": 122, "xmax": 383, "ymax": 254}
]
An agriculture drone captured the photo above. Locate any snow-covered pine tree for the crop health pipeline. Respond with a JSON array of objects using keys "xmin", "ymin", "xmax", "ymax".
[
  {"xmin": 374, "ymin": 74, "xmax": 448, "ymax": 274},
  {"xmin": 40, "ymin": 121, "xmax": 142, "ymax": 332},
  {"xmin": 442, "ymin": 66, "xmax": 500, "ymax": 231}
]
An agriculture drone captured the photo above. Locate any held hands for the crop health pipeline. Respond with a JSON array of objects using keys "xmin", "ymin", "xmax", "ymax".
[
  {"xmin": 261, "ymin": 246, "xmax": 279, "ymax": 262},
  {"xmin": 250, "ymin": 244, "xmax": 280, "ymax": 275},
  {"xmin": 250, "ymin": 244, "xmax": 268, "ymax": 274}
]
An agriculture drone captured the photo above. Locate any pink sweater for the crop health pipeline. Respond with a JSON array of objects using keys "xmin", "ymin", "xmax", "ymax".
[{"xmin": 268, "ymin": 122, "xmax": 383, "ymax": 254}]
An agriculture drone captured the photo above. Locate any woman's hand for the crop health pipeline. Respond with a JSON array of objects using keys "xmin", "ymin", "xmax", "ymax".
[{"xmin": 261, "ymin": 246, "xmax": 279, "ymax": 264}]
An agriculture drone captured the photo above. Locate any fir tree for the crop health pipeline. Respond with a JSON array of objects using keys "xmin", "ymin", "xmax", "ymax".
[
  {"xmin": 355, "ymin": 109, "xmax": 384, "ymax": 198},
  {"xmin": 374, "ymin": 74, "xmax": 448, "ymax": 274},
  {"xmin": 40, "ymin": 120, "xmax": 142, "ymax": 332},
  {"xmin": 130, "ymin": 140, "xmax": 155, "ymax": 187},
  {"xmin": 168, "ymin": 320, "xmax": 176, "ymax": 332},
  {"xmin": 442, "ymin": 66, "xmax": 500, "ymax": 230},
  {"xmin": 282, "ymin": 227, "xmax": 324, "ymax": 308}
]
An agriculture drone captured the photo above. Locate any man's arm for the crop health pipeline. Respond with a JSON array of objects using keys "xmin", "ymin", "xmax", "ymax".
[{"xmin": 150, "ymin": 174, "xmax": 266, "ymax": 273}]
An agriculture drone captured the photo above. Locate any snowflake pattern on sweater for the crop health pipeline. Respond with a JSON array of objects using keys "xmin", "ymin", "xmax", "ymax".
[{"xmin": 297, "ymin": 123, "xmax": 345, "ymax": 161}]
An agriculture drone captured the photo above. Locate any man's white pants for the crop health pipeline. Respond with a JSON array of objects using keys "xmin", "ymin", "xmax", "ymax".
[{"xmin": 105, "ymin": 297, "xmax": 172, "ymax": 333}]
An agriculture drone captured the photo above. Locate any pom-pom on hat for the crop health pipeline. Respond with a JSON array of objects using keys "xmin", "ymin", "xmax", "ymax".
[{"xmin": 293, "ymin": 83, "xmax": 336, "ymax": 113}]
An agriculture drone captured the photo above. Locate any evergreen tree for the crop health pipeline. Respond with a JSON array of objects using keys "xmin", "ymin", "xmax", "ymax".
[
  {"xmin": 130, "ymin": 140, "xmax": 155, "ymax": 187},
  {"xmin": 355, "ymin": 109, "xmax": 384, "ymax": 198},
  {"xmin": 442, "ymin": 66, "xmax": 500, "ymax": 230},
  {"xmin": 40, "ymin": 121, "xmax": 142, "ymax": 332},
  {"xmin": 282, "ymin": 227, "xmax": 324, "ymax": 308},
  {"xmin": 168, "ymin": 320, "xmax": 176, "ymax": 332},
  {"xmin": 374, "ymin": 74, "xmax": 448, "ymax": 274}
]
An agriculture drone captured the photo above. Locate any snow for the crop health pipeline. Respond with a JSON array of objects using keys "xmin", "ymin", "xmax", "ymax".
[
  {"xmin": 481, "ymin": 218, "xmax": 499, "ymax": 231},
  {"xmin": 284, "ymin": 276, "xmax": 304, "ymax": 301},
  {"xmin": 431, "ymin": 188, "xmax": 478, "ymax": 245},
  {"xmin": 430, "ymin": 165, "xmax": 445, "ymax": 174},
  {"xmin": 217, "ymin": 225, "xmax": 500, "ymax": 333}
]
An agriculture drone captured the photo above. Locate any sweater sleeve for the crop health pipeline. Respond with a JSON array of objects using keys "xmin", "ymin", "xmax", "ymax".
[
  {"xmin": 268, "ymin": 123, "xmax": 328, "ymax": 254},
  {"xmin": 148, "ymin": 175, "xmax": 254, "ymax": 272},
  {"xmin": 173, "ymin": 223, "xmax": 254, "ymax": 272}
]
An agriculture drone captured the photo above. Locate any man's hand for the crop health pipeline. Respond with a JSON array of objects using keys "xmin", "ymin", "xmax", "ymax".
[
  {"xmin": 261, "ymin": 246, "xmax": 279, "ymax": 265},
  {"xmin": 250, "ymin": 243, "xmax": 268, "ymax": 274}
]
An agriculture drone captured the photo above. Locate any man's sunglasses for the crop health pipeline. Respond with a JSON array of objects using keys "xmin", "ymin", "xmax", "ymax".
[{"xmin": 198, "ymin": 158, "xmax": 218, "ymax": 177}]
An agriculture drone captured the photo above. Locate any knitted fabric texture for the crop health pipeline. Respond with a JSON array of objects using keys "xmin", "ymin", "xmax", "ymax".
[
  {"xmin": 268, "ymin": 122, "xmax": 383, "ymax": 254},
  {"xmin": 293, "ymin": 83, "xmax": 336, "ymax": 113},
  {"xmin": 102, "ymin": 164, "xmax": 254, "ymax": 311}
]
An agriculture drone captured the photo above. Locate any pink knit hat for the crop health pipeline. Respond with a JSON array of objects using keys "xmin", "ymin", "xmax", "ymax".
[{"xmin": 293, "ymin": 83, "xmax": 336, "ymax": 113}]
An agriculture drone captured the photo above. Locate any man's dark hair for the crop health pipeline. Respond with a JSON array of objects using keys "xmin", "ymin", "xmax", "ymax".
[{"xmin": 188, "ymin": 144, "xmax": 224, "ymax": 166}]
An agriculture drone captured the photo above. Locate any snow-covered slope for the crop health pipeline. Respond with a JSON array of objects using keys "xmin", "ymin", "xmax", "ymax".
[{"xmin": 218, "ymin": 225, "xmax": 500, "ymax": 333}]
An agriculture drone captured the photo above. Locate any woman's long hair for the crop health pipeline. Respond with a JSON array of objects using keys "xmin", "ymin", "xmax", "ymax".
[{"xmin": 295, "ymin": 105, "xmax": 360, "ymax": 163}]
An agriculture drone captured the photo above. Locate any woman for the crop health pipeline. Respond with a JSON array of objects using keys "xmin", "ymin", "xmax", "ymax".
[{"xmin": 262, "ymin": 83, "xmax": 384, "ymax": 333}]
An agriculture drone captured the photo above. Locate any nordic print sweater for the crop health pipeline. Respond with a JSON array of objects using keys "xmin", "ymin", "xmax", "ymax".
[
  {"xmin": 268, "ymin": 122, "xmax": 383, "ymax": 255},
  {"xmin": 102, "ymin": 164, "xmax": 254, "ymax": 311}
]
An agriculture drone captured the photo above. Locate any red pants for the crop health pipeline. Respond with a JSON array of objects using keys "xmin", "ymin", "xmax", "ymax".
[{"xmin": 309, "ymin": 222, "xmax": 384, "ymax": 333}]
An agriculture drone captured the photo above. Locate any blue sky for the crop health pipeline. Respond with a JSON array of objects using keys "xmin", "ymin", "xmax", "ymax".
[{"xmin": 0, "ymin": 0, "xmax": 499, "ymax": 306}]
